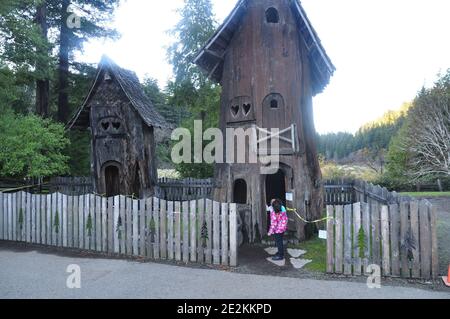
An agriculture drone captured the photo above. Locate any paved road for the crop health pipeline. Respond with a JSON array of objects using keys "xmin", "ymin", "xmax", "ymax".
[{"xmin": 0, "ymin": 249, "xmax": 449, "ymax": 299}]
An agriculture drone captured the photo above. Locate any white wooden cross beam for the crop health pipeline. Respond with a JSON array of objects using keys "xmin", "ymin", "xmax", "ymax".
[{"xmin": 253, "ymin": 124, "xmax": 298, "ymax": 154}]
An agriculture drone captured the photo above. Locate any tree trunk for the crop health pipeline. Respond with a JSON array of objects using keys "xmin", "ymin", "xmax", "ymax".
[
  {"xmin": 437, "ymin": 179, "xmax": 443, "ymax": 192},
  {"xmin": 35, "ymin": 3, "xmax": 49, "ymax": 117},
  {"xmin": 57, "ymin": 0, "xmax": 71, "ymax": 123}
]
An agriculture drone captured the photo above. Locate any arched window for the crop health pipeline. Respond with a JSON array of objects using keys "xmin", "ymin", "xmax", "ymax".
[
  {"xmin": 266, "ymin": 7, "xmax": 279, "ymax": 24},
  {"xmin": 263, "ymin": 93, "xmax": 284, "ymax": 110},
  {"xmin": 233, "ymin": 179, "xmax": 247, "ymax": 204}
]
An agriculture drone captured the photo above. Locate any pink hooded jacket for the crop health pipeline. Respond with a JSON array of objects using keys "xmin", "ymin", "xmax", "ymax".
[{"xmin": 268, "ymin": 206, "xmax": 288, "ymax": 236}]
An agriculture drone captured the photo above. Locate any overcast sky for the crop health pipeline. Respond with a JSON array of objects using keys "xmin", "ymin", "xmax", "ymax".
[{"xmin": 78, "ymin": 0, "xmax": 450, "ymax": 134}]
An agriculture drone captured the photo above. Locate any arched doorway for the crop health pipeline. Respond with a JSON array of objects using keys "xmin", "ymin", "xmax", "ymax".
[
  {"xmin": 233, "ymin": 179, "xmax": 249, "ymax": 245},
  {"xmin": 104, "ymin": 163, "xmax": 121, "ymax": 197},
  {"xmin": 265, "ymin": 169, "xmax": 286, "ymax": 205},
  {"xmin": 265, "ymin": 169, "xmax": 286, "ymax": 232},
  {"xmin": 132, "ymin": 163, "xmax": 141, "ymax": 198},
  {"xmin": 233, "ymin": 179, "xmax": 247, "ymax": 204}
]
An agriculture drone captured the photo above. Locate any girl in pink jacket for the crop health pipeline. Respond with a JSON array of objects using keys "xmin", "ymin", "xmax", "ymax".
[{"xmin": 268, "ymin": 199, "xmax": 288, "ymax": 260}]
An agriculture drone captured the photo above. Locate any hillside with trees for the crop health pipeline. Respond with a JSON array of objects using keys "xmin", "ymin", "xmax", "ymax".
[
  {"xmin": 383, "ymin": 70, "xmax": 450, "ymax": 190},
  {"xmin": 317, "ymin": 103, "xmax": 410, "ymax": 163},
  {"xmin": 318, "ymin": 70, "xmax": 450, "ymax": 191}
]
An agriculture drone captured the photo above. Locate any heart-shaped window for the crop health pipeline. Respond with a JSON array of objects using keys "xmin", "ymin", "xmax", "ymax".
[
  {"xmin": 101, "ymin": 122, "xmax": 110, "ymax": 131},
  {"xmin": 231, "ymin": 105, "xmax": 240, "ymax": 117},
  {"xmin": 112, "ymin": 122, "xmax": 121, "ymax": 130},
  {"xmin": 243, "ymin": 103, "xmax": 251, "ymax": 116}
]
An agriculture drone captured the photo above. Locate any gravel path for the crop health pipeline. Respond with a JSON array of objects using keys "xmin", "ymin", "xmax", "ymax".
[{"xmin": 0, "ymin": 248, "xmax": 449, "ymax": 299}]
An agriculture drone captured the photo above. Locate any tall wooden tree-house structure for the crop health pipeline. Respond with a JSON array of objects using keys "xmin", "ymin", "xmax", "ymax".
[
  {"xmin": 67, "ymin": 56, "xmax": 167, "ymax": 198},
  {"xmin": 195, "ymin": 0, "xmax": 335, "ymax": 240}
]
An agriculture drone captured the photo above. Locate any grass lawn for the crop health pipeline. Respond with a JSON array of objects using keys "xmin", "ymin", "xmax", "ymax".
[
  {"xmin": 400, "ymin": 191, "xmax": 450, "ymax": 197},
  {"xmin": 288, "ymin": 236, "xmax": 327, "ymax": 272}
]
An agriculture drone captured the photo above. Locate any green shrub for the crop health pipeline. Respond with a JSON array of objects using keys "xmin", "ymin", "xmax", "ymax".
[{"xmin": 0, "ymin": 111, "xmax": 69, "ymax": 178}]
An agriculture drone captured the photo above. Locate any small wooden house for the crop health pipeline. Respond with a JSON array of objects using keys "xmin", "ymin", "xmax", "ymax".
[
  {"xmin": 195, "ymin": 0, "xmax": 335, "ymax": 240},
  {"xmin": 67, "ymin": 56, "xmax": 166, "ymax": 198}
]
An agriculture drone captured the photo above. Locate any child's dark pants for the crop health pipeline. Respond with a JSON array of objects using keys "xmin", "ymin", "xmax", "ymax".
[{"xmin": 274, "ymin": 233, "xmax": 284, "ymax": 258}]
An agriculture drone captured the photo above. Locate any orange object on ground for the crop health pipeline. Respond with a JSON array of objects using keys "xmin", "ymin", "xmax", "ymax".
[{"xmin": 443, "ymin": 265, "xmax": 450, "ymax": 287}]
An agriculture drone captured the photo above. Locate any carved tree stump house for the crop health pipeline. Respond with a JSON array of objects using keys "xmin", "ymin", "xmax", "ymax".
[
  {"xmin": 67, "ymin": 56, "xmax": 167, "ymax": 198},
  {"xmin": 195, "ymin": 0, "xmax": 335, "ymax": 240}
]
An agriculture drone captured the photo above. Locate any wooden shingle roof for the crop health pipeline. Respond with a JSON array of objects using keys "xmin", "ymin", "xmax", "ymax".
[
  {"xmin": 67, "ymin": 55, "xmax": 167, "ymax": 130},
  {"xmin": 194, "ymin": 0, "xmax": 335, "ymax": 96}
]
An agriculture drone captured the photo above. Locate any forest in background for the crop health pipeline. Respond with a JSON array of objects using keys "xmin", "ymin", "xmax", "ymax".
[
  {"xmin": 0, "ymin": 0, "xmax": 120, "ymax": 178},
  {"xmin": 317, "ymin": 103, "xmax": 410, "ymax": 183},
  {"xmin": 0, "ymin": 0, "xmax": 448, "ymax": 192},
  {"xmin": 318, "ymin": 73, "xmax": 450, "ymax": 191},
  {"xmin": 317, "ymin": 103, "xmax": 410, "ymax": 163}
]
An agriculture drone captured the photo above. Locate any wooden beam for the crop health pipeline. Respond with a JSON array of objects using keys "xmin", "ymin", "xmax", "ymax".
[
  {"xmin": 207, "ymin": 61, "xmax": 222, "ymax": 80},
  {"xmin": 205, "ymin": 49, "xmax": 224, "ymax": 61}
]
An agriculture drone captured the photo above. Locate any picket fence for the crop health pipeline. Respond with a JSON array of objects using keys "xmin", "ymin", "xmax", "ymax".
[
  {"xmin": 326, "ymin": 201, "xmax": 439, "ymax": 280},
  {"xmin": 0, "ymin": 192, "xmax": 238, "ymax": 267}
]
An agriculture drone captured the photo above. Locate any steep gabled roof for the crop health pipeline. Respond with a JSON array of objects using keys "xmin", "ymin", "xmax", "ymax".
[
  {"xmin": 194, "ymin": 0, "xmax": 335, "ymax": 96},
  {"xmin": 67, "ymin": 55, "xmax": 167, "ymax": 130}
]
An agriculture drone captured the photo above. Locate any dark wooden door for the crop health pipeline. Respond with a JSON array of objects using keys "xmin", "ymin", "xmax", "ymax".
[
  {"xmin": 265, "ymin": 169, "xmax": 286, "ymax": 232},
  {"xmin": 233, "ymin": 179, "xmax": 247, "ymax": 204},
  {"xmin": 105, "ymin": 165, "xmax": 120, "ymax": 197},
  {"xmin": 265, "ymin": 169, "xmax": 286, "ymax": 205}
]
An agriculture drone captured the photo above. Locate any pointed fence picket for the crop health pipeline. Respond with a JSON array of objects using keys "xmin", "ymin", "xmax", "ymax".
[{"xmin": 0, "ymin": 192, "xmax": 238, "ymax": 267}]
